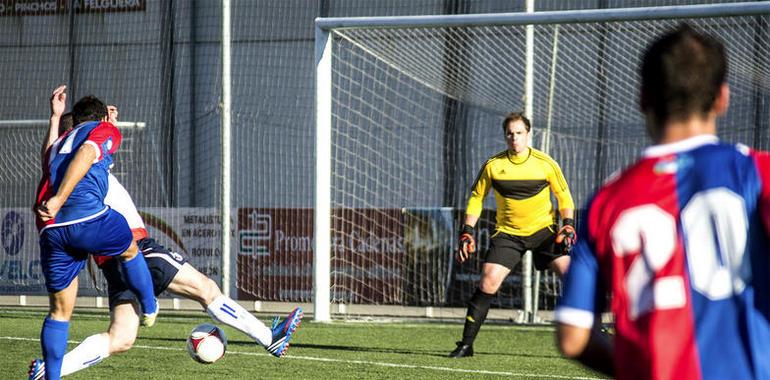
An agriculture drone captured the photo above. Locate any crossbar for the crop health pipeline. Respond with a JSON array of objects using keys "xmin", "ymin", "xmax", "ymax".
[{"xmin": 316, "ymin": 2, "xmax": 770, "ymax": 30}]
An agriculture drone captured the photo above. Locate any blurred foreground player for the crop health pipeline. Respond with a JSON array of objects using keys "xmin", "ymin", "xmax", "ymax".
[{"xmin": 555, "ymin": 25, "xmax": 770, "ymax": 379}]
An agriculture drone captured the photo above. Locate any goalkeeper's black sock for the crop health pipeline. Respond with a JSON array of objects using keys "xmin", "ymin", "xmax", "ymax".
[{"xmin": 461, "ymin": 289, "xmax": 495, "ymax": 346}]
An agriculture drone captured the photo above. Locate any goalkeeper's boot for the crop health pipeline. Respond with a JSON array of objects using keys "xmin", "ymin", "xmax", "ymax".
[
  {"xmin": 448, "ymin": 341, "xmax": 474, "ymax": 358},
  {"xmin": 267, "ymin": 307, "xmax": 303, "ymax": 357},
  {"xmin": 141, "ymin": 298, "xmax": 159, "ymax": 327},
  {"xmin": 28, "ymin": 359, "xmax": 45, "ymax": 380}
]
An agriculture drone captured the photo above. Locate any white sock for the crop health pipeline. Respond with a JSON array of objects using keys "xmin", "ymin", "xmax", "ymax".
[
  {"xmin": 206, "ymin": 295, "xmax": 272, "ymax": 347},
  {"xmin": 60, "ymin": 333, "xmax": 111, "ymax": 376}
]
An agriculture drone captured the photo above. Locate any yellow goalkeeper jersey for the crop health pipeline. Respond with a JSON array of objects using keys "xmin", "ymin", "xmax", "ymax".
[{"xmin": 466, "ymin": 147, "xmax": 574, "ymax": 237}]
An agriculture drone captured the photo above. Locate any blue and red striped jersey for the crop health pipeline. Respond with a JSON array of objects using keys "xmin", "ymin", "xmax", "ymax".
[
  {"xmin": 557, "ymin": 135, "xmax": 770, "ymax": 380},
  {"xmin": 35, "ymin": 121, "xmax": 122, "ymax": 231}
]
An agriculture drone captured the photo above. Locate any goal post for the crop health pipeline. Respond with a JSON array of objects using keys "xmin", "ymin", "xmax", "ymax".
[
  {"xmin": 315, "ymin": 2, "xmax": 770, "ymax": 322},
  {"xmin": 314, "ymin": 25, "xmax": 333, "ymax": 323}
]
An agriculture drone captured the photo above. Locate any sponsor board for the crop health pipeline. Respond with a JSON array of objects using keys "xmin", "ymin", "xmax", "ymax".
[
  {"xmin": 137, "ymin": 208, "xmax": 227, "ymax": 285},
  {"xmin": 0, "ymin": 0, "xmax": 145, "ymax": 17},
  {"xmin": 0, "ymin": 206, "xmax": 535, "ymax": 307},
  {"xmin": 0, "ymin": 207, "xmax": 228, "ymax": 294},
  {"xmin": 237, "ymin": 208, "xmax": 406, "ymax": 304},
  {"xmin": 0, "ymin": 209, "xmax": 44, "ymax": 293}
]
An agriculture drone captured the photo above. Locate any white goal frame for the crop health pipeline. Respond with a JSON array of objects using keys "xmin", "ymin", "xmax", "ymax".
[{"xmin": 313, "ymin": 1, "xmax": 770, "ymax": 322}]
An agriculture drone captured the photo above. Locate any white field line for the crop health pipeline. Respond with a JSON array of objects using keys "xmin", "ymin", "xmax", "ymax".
[{"xmin": 3, "ymin": 336, "xmax": 606, "ymax": 380}]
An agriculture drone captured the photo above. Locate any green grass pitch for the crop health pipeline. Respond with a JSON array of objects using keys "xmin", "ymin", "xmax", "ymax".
[{"xmin": 1, "ymin": 307, "xmax": 606, "ymax": 379}]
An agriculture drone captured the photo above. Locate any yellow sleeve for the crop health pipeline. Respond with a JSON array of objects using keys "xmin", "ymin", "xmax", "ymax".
[
  {"xmin": 465, "ymin": 161, "xmax": 492, "ymax": 217},
  {"xmin": 546, "ymin": 157, "xmax": 575, "ymax": 210}
]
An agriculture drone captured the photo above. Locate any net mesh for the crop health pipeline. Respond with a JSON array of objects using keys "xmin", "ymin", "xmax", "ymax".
[
  {"xmin": 0, "ymin": 1, "xmax": 224, "ymax": 295},
  {"xmin": 328, "ymin": 14, "xmax": 770, "ymax": 309}
]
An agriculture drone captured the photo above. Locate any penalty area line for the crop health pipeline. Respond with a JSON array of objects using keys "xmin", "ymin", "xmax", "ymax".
[{"xmin": 2, "ymin": 336, "xmax": 605, "ymax": 379}]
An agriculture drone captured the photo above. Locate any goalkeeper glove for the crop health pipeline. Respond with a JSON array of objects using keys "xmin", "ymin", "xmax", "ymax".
[
  {"xmin": 457, "ymin": 224, "xmax": 476, "ymax": 263},
  {"xmin": 555, "ymin": 218, "xmax": 576, "ymax": 254}
]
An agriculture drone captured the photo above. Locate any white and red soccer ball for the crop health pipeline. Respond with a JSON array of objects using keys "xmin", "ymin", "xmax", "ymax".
[{"xmin": 186, "ymin": 324, "xmax": 227, "ymax": 364}]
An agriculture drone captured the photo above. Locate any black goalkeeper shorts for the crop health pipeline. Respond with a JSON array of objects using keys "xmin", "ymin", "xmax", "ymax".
[{"xmin": 484, "ymin": 225, "xmax": 564, "ymax": 271}]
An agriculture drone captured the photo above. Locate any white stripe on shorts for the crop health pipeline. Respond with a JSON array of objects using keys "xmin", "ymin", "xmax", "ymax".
[{"xmin": 145, "ymin": 252, "xmax": 183, "ymax": 270}]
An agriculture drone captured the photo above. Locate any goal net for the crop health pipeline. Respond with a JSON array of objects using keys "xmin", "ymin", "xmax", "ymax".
[
  {"xmin": 0, "ymin": 1, "xmax": 225, "ymax": 296},
  {"xmin": 317, "ymin": 5, "xmax": 770, "ymax": 317}
]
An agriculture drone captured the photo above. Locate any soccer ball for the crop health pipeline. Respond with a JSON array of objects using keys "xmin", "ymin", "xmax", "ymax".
[{"xmin": 186, "ymin": 323, "xmax": 227, "ymax": 364}]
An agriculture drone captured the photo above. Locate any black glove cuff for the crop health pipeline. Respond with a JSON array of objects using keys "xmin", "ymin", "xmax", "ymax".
[
  {"xmin": 562, "ymin": 218, "xmax": 575, "ymax": 228},
  {"xmin": 459, "ymin": 224, "xmax": 474, "ymax": 236}
]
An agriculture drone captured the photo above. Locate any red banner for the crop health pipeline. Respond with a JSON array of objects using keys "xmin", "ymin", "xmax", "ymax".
[{"xmin": 236, "ymin": 208, "xmax": 405, "ymax": 304}]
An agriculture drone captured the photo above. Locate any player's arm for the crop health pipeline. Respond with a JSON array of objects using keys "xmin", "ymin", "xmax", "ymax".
[
  {"xmin": 38, "ymin": 123, "xmax": 121, "ymax": 221},
  {"xmin": 555, "ymin": 254, "xmax": 614, "ymax": 377},
  {"xmin": 456, "ymin": 214, "xmax": 479, "ymax": 263},
  {"xmin": 554, "ymin": 204, "xmax": 613, "ymax": 376},
  {"xmin": 556, "ymin": 323, "xmax": 613, "ymax": 376},
  {"xmin": 547, "ymin": 158, "xmax": 577, "ymax": 252},
  {"xmin": 556, "ymin": 208, "xmax": 576, "ymax": 254},
  {"xmin": 457, "ymin": 163, "xmax": 492, "ymax": 263},
  {"xmin": 37, "ymin": 143, "xmax": 97, "ymax": 221},
  {"xmin": 41, "ymin": 85, "xmax": 67, "ymax": 164}
]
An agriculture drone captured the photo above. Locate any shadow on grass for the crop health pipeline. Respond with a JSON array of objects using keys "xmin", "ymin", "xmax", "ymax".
[
  {"xmin": 291, "ymin": 342, "xmax": 562, "ymax": 360},
  {"xmin": 140, "ymin": 336, "xmax": 561, "ymax": 360}
]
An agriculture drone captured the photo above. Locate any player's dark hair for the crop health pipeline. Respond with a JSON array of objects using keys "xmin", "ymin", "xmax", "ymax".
[
  {"xmin": 502, "ymin": 112, "xmax": 531, "ymax": 132},
  {"xmin": 71, "ymin": 95, "xmax": 107, "ymax": 126},
  {"xmin": 640, "ymin": 24, "xmax": 727, "ymax": 140},
  {"xmin": 59, "ymin": 112, "xmax": 74, "ymax": 135}
]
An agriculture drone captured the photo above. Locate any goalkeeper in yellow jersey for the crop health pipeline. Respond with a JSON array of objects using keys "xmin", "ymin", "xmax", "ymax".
[{"xmin": 449, "ymin": 112, "xmax": 575, "ymax": 358}]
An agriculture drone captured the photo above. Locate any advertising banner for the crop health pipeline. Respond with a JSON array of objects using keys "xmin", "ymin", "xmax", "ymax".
[
  {"xmin": 0, "ymin": 207, "xmax": 226, "ymax": 295},
  {"xmin": 138, "ymin": 207, "xmax": 225, "ymax": 287},
  {"xmin": 0, "ymin": 0, "xmax": 146, "ymax": 17},
  {"xmin": 236, "ymin": 208, "xmax": 406, "ymax": 304},
  {"xmin": 0, "ymin": 208, "xmax": 44, "ymax": 293},
  {"xmin": 1, "ymin": 206, "xmax": 530, "ymax": 308}
]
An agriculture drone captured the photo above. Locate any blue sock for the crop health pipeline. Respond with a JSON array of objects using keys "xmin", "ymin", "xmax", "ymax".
[
  {"xmin": 41, "ymin": 316, "xmax": 69, "ymax": 380},
  {"xmin": 120, "ymin": 254, "xmax": 157, "ymax": 315}
]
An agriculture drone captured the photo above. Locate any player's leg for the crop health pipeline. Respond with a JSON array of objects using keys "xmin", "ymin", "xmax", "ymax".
[
  {"xmin": 549, "ymin": 255, "xmax": 570, "ymax": 276},
  {"xmin": 41, "ymin": 278, "xmax": 79, "ymax": 380},
  {"xmin": 530, "ymin": 226, "xmax": 570, "ymax": 277},
  {"xmin": 56, "ymin": 277, "xmax": 141, "ymax": 378},
  {"xmin": 165, "ymin": 263, "xmax": 273, "ymax": 347},
  {"xmin": 169, "ymin": 264, "xmax": 302, "ymax": 357},
  {"xmin": 32, "ymin": 256, "xmax": 145, "ymax": 379},
  {"xmin": 117, "ymin": 240, "xmax": 158, "ymax": 324},
  {"xmin": 83, "ymin": 210, "xmax": 157, "ymax": 324},
  {"xmin": 37, "ymin": 228, "xmax": 86, "ymax": 380},
  {"xmin": 163, "ymin": 263, "xmax": 220, "ymax": 306},
  {"xmin": 106, "ymin": 302, "xmax": 141, "ymax": 353},
  {"xmin": 139, "ymin": 237, "xmax": 300, "ymax": 356},
  {"xmin": 450, "ymin": 233, "xmax": 520, "ymax": 358},
  {"xmin": 56, "ymin": 303, "xmax": 139, "ymax": 376},
  {"xmin": 456, "ymin": 263, "xmax": 511, "ymax": 349}
]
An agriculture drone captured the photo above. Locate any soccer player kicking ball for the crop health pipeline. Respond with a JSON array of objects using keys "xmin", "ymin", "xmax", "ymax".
[
  {"xmin": 33, "ymin": 88, "xmax": 159, "ymax": 380},
  {"xmin": 450, "ymin": 112, "xmax": 575, "ymax": 358},
  {"xmin": 556, "ymin": 24, "xmax": 770, "ymax": 379},
  {"xmin": 29, "ymin": 98, "xmax": 302, "ymax": 379}
]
